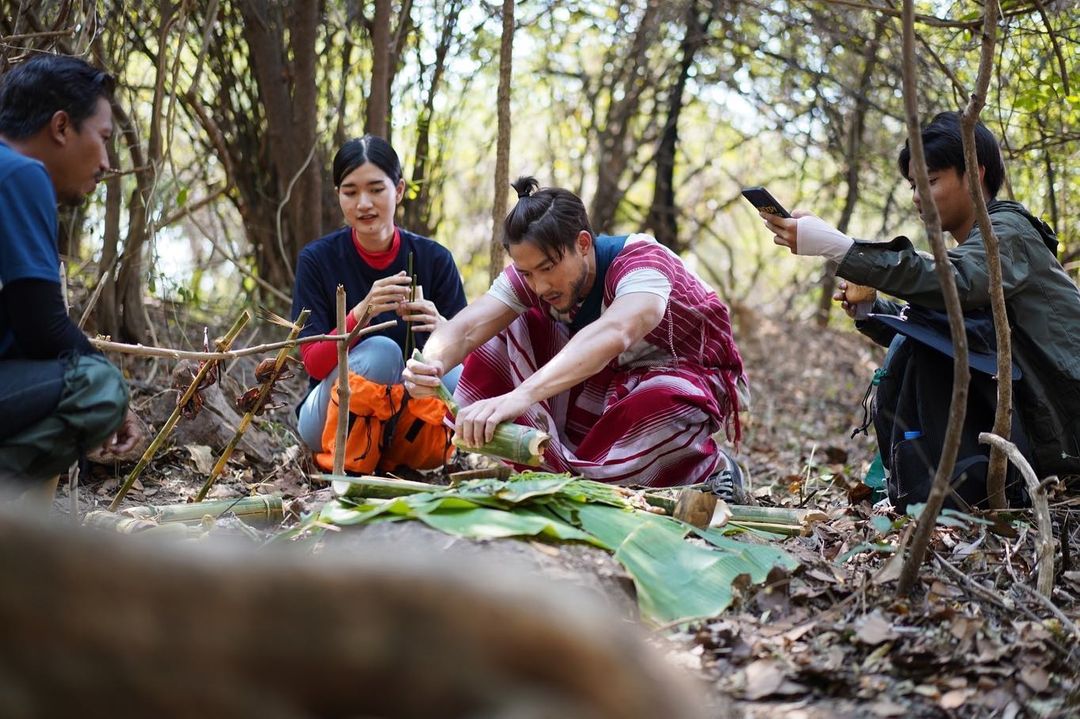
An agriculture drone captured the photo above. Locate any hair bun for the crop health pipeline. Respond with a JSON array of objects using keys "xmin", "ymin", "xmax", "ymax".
[{"xmin": 511, "ymin": 175, "xmax": 540, "ymax": 199}]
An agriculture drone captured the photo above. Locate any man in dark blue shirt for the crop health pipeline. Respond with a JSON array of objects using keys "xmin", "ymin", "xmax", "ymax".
[{"xmin": 0, "ymin": 54, "xmax": 139, "ymax": 487}]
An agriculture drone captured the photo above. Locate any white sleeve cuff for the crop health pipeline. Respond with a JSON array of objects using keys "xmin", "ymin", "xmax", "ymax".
[{"xmin": 797, "ymin": 216, "xmax": 854, "ymax": 262}]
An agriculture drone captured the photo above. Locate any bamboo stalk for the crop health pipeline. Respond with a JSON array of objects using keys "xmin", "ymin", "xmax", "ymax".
[
  {"xmin": 403, "ymin": 251, "xmax": 416, "ymax": 361},
  {"xmin": 413, "ymin": 350, "xmax": 551, "ymax": 466},
  {"xmin": 83, "ymin": 511, "xmax": 184, "ymax": 535},
  {"xmin": 316, "ymin": 473, "xmax": 438, "ymax": 499},
  {"xmin": 728, "ymin": 521, "xmax": 808, "ymax": 537},
  {"xmin": 109, "ymin": 311, "xmax": 251, "ymax": 510},
  {"xmin": 449, "ymin": 466, "xmax": 513, "ymax": 483},
  {"xmin": 124, "ymin": 494, "xmax": 283, "ymax": 525},
  {"xmin": 728, "ymin": 505, "xmax": 828, "ymax": 526},
  {"xmin": 90, "ymin": 320, "xmax": 397, "ymax": 361},
  {"xmin": 333, "ymin": 287, "xmax": 349, "ymax": 476},
  {"xmin": 195, "ymin": 310, "xmax": 310, "ymax": 502}
]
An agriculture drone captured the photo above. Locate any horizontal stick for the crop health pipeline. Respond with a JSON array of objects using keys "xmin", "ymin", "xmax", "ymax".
[{"xmin": 90, "ymin": 320, "xmax": 397, "ymax": 361}]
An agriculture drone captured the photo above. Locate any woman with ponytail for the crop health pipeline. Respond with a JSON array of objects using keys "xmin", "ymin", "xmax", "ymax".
[
  {"xmin": 290, "ymin": 135, "xmax": 466, "ymax": 474},
  {"xmin": 404, "ymin": 177, "xmax": 748, "ymax": 497}
]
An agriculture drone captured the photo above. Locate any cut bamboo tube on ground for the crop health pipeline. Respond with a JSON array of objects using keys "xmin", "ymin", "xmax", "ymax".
[
  {"xmin": 315, "ymin": 474, "xmax": 439, "ymax": 499},
  {"xmin": 196, "ymin": 310, "xmax": 310, "ymax": 502},
  {"xmin": 85, "ymin": 495, "xmax": 283, "ymax": 531},
  {"xmin": 449, "ymin": 466, "xmax": 513, "ymax": 483},
  {"xmin": 126, "ymin": 494, "xmax": 283, "ymax": 525},
  {"xmin": 412, "ymin": 350, "xmax": 551, "ymax": 467},
  {"xmin": 333, "ymin": 287, "xmax": 349, "ymax": 476},
  {"xmin": 110, "ymin": 311, "xmax": 251, "ymax": 510}
]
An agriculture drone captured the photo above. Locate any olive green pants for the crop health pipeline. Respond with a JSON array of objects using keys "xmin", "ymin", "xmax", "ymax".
[{"xmin": 0, "ymin": 354, "xmax": 128, "ymax": 485}]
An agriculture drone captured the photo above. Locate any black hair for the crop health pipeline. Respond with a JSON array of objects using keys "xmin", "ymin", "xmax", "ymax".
[
  {"xmin": 0, "ymin": 54, "xmax": 115, "ymax": 140},
  {"xmin": 897, "ymin": 111, "xmax": 1005, "ymax": 198},
  {"xmin": 332, "ymin": 135, "xmax": 402, "ymax": 187},
  {"xmin": 503, "ymin": 176, "xmax": 593, "ymax": 260}
]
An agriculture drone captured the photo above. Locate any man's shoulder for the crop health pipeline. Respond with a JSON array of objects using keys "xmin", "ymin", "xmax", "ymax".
[{"xmin": 0, "ymin": 144, "xmax": 52, "ymax": 195}]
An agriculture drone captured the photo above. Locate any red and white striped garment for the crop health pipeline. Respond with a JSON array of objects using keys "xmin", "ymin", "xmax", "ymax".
[{"xmin": 456, "ymin": 238, "xmax": 746, "ymax": 487}]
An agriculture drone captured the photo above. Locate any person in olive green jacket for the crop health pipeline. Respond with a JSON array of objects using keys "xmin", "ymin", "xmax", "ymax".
[{"xmin": 762, "ymin": 111, "xmax": 1080, "ymax": 481}]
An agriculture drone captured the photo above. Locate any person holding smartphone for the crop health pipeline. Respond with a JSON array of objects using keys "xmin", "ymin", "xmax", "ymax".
[
  {"xmin": 758, "ymin": 111, "xmax": 1080, "ymax": 497},
  {"xmin": 404, "ymin": 177, "xmax": 749, "ymax": 499}
]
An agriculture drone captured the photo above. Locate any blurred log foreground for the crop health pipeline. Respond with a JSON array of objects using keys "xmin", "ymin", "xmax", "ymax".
[{"xmin": 0, "ymin": 507, "xmax": 716, "ymax": 719}]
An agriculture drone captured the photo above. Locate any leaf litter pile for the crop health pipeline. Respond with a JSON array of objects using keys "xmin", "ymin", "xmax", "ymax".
[{"xmin": 57, "ymin": 307, "xmax": 1080, "ymax": 718}]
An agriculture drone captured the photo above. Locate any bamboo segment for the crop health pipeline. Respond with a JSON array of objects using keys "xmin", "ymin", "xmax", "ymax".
[
  {"xmin": 196, "ymin": 309, "xmax": 310, "ymax": 502},
  {"xmin": 449, "ymin": 466, "xmax": 513, "ymax": 483},
  {"xmin": 127, "ymin": 494, "xmax": 284, "ymax": 525},
  {"xmin": 316, "ymin": 474, "xmax": 438, "ymax": 499},
  {"xmin": 451, "ymin": 424, "xmax": 550, "ymax": 467},
  {"xmin": 333, "ymin": 288, "xmax": 349, "ymax": 476},
  {"xmin": 412, "ymin": 350, "xmax": 551, "ymax": 467},
  {"xmin": 109, "ymin": 311, "xmax": 251, "ymax": 511},
  {"xmin": 85, "ymin": 495, "xmax": 282, "ymax": 533},
  {"xmin": 82, "ymin": 511, "xmax": 191, "ymax": 536}
]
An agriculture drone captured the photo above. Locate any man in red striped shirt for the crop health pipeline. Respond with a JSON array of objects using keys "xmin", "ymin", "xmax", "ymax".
[{"xmin": 405, "ymin": 176, "xmax": 749, "ymax": 496}]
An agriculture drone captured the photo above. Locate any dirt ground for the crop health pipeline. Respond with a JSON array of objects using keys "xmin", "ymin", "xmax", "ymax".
[{"xmin": 52, "ymin": 302, "xmax": 1080, "ymax": 718}]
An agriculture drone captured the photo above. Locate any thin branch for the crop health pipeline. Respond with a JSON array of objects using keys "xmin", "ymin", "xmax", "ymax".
[
  {"xmin": 960, "ymin": 0, "xmax": 1010, "ymax": 508},
  {"xmin": 90, "ymin": 320, "xmax": 398, "ymax": 361},
  {"xmin": 274, "ymin": 138, "xmax": 317, "ymax": 284},
  {"xmin": 1030, "ymin": 0, "xmax": 1071, "ymax": 96},
  {"xmin": 896, "ymin": 0, "xmax": 972, "ymax": 597},
  {"xmin": 0, "ymin": 29, "xmax": 75, "ymax": 42},
  {"xmin": 811, "ymin": 0, "xmax": 982, "ymax": 29}
]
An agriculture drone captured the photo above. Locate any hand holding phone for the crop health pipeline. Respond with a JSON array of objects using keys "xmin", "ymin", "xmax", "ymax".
[{"xmin": 741, "ymin": 186, "xmax": 791, "ymax": 218}]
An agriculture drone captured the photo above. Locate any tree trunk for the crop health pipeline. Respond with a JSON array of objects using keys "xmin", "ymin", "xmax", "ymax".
[
  {"xmin": 488, "ymin": 0, "xmax": 515, "ymax": 283},
  {"xmin": 403, "ymin": 0, "xmax": 464, "ymax": 238},
  {"xmin": 588, "ymin": 0, "xmax": 662, "ymax": 233},
  {"xmin": 237, "ymin": 0, "xmax": 323, "ymax": 287},
  {"xmin": 645, "ymin": 0, "xmax": 717, "ymax": 252},
  {"xmin": 367, "ymin": 0, "xmax": 392, "ymax": 139}
]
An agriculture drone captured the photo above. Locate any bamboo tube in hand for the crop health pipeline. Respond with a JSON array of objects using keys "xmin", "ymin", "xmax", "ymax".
[{"xmin": 412, "ymin": 350, "xmax": 551, "ymax": 467}]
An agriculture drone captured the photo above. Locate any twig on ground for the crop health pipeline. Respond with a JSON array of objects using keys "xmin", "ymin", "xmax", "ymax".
[{"xmin": 980, "ymin": 432, "xmax": 1056, "ymax": 597}]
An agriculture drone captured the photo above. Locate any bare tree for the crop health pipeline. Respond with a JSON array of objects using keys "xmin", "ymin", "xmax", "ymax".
[
  {"xmin": 644, "ymin": 0, "xmax": 720, "ymax": 252},
  {"xmin": 488, "ymin": 0, "xmax": 514, "ymax": 283},
  {"xmin": 895, "ymin": 0, "xmax": 980, "ymax": 597}
]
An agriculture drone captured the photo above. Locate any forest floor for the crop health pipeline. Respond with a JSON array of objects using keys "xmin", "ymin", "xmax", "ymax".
[{"xmin": 54, "ymin": 300, "xmax": 1080, "ymax": 719}]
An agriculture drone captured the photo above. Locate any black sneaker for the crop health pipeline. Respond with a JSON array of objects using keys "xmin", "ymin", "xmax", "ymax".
[{"xmin": 706, "ymin": 449, "xmax": 746, "ymax": 504}]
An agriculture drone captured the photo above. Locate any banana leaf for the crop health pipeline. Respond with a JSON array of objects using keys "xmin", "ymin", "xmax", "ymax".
[
  {"xmin": 418, "ymin": 506, "xmax": 598, "ymax": 544},
  {"xmin": 314, "ymin": 474, "xmax": 796, "ymax": 626}
]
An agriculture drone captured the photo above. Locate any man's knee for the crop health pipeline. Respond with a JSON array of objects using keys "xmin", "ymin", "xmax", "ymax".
[
  {"xmin": 64, "ymin": 354, "xmax": 130, "ymax": 448},
  {"xmin": 0, "ymin": 354, "xmax": 128, "ymax": 481}
]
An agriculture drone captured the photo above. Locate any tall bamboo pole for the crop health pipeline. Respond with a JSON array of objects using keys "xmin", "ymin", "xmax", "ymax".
[
  {"xmin": 109, "ymin": 310, "xmax": 251, "ymax": 510},
  {"xmin": 195, "ymin": 310, "xmax": 309, "ymax": 502},
  {"xmin": 333, "ymin": 287, "xmax": 350, "ymax": 476}
]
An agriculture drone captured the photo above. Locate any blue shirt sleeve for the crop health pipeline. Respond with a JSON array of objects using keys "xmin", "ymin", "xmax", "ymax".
[{"xmin": 0, "ymin": 162, "xmax": 60, "ymax": 290}]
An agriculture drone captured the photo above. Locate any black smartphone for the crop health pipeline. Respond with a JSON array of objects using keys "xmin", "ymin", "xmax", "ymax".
[{"xmin": 741, "ymin": 186, "xmax": 791, "ymax": 218}]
